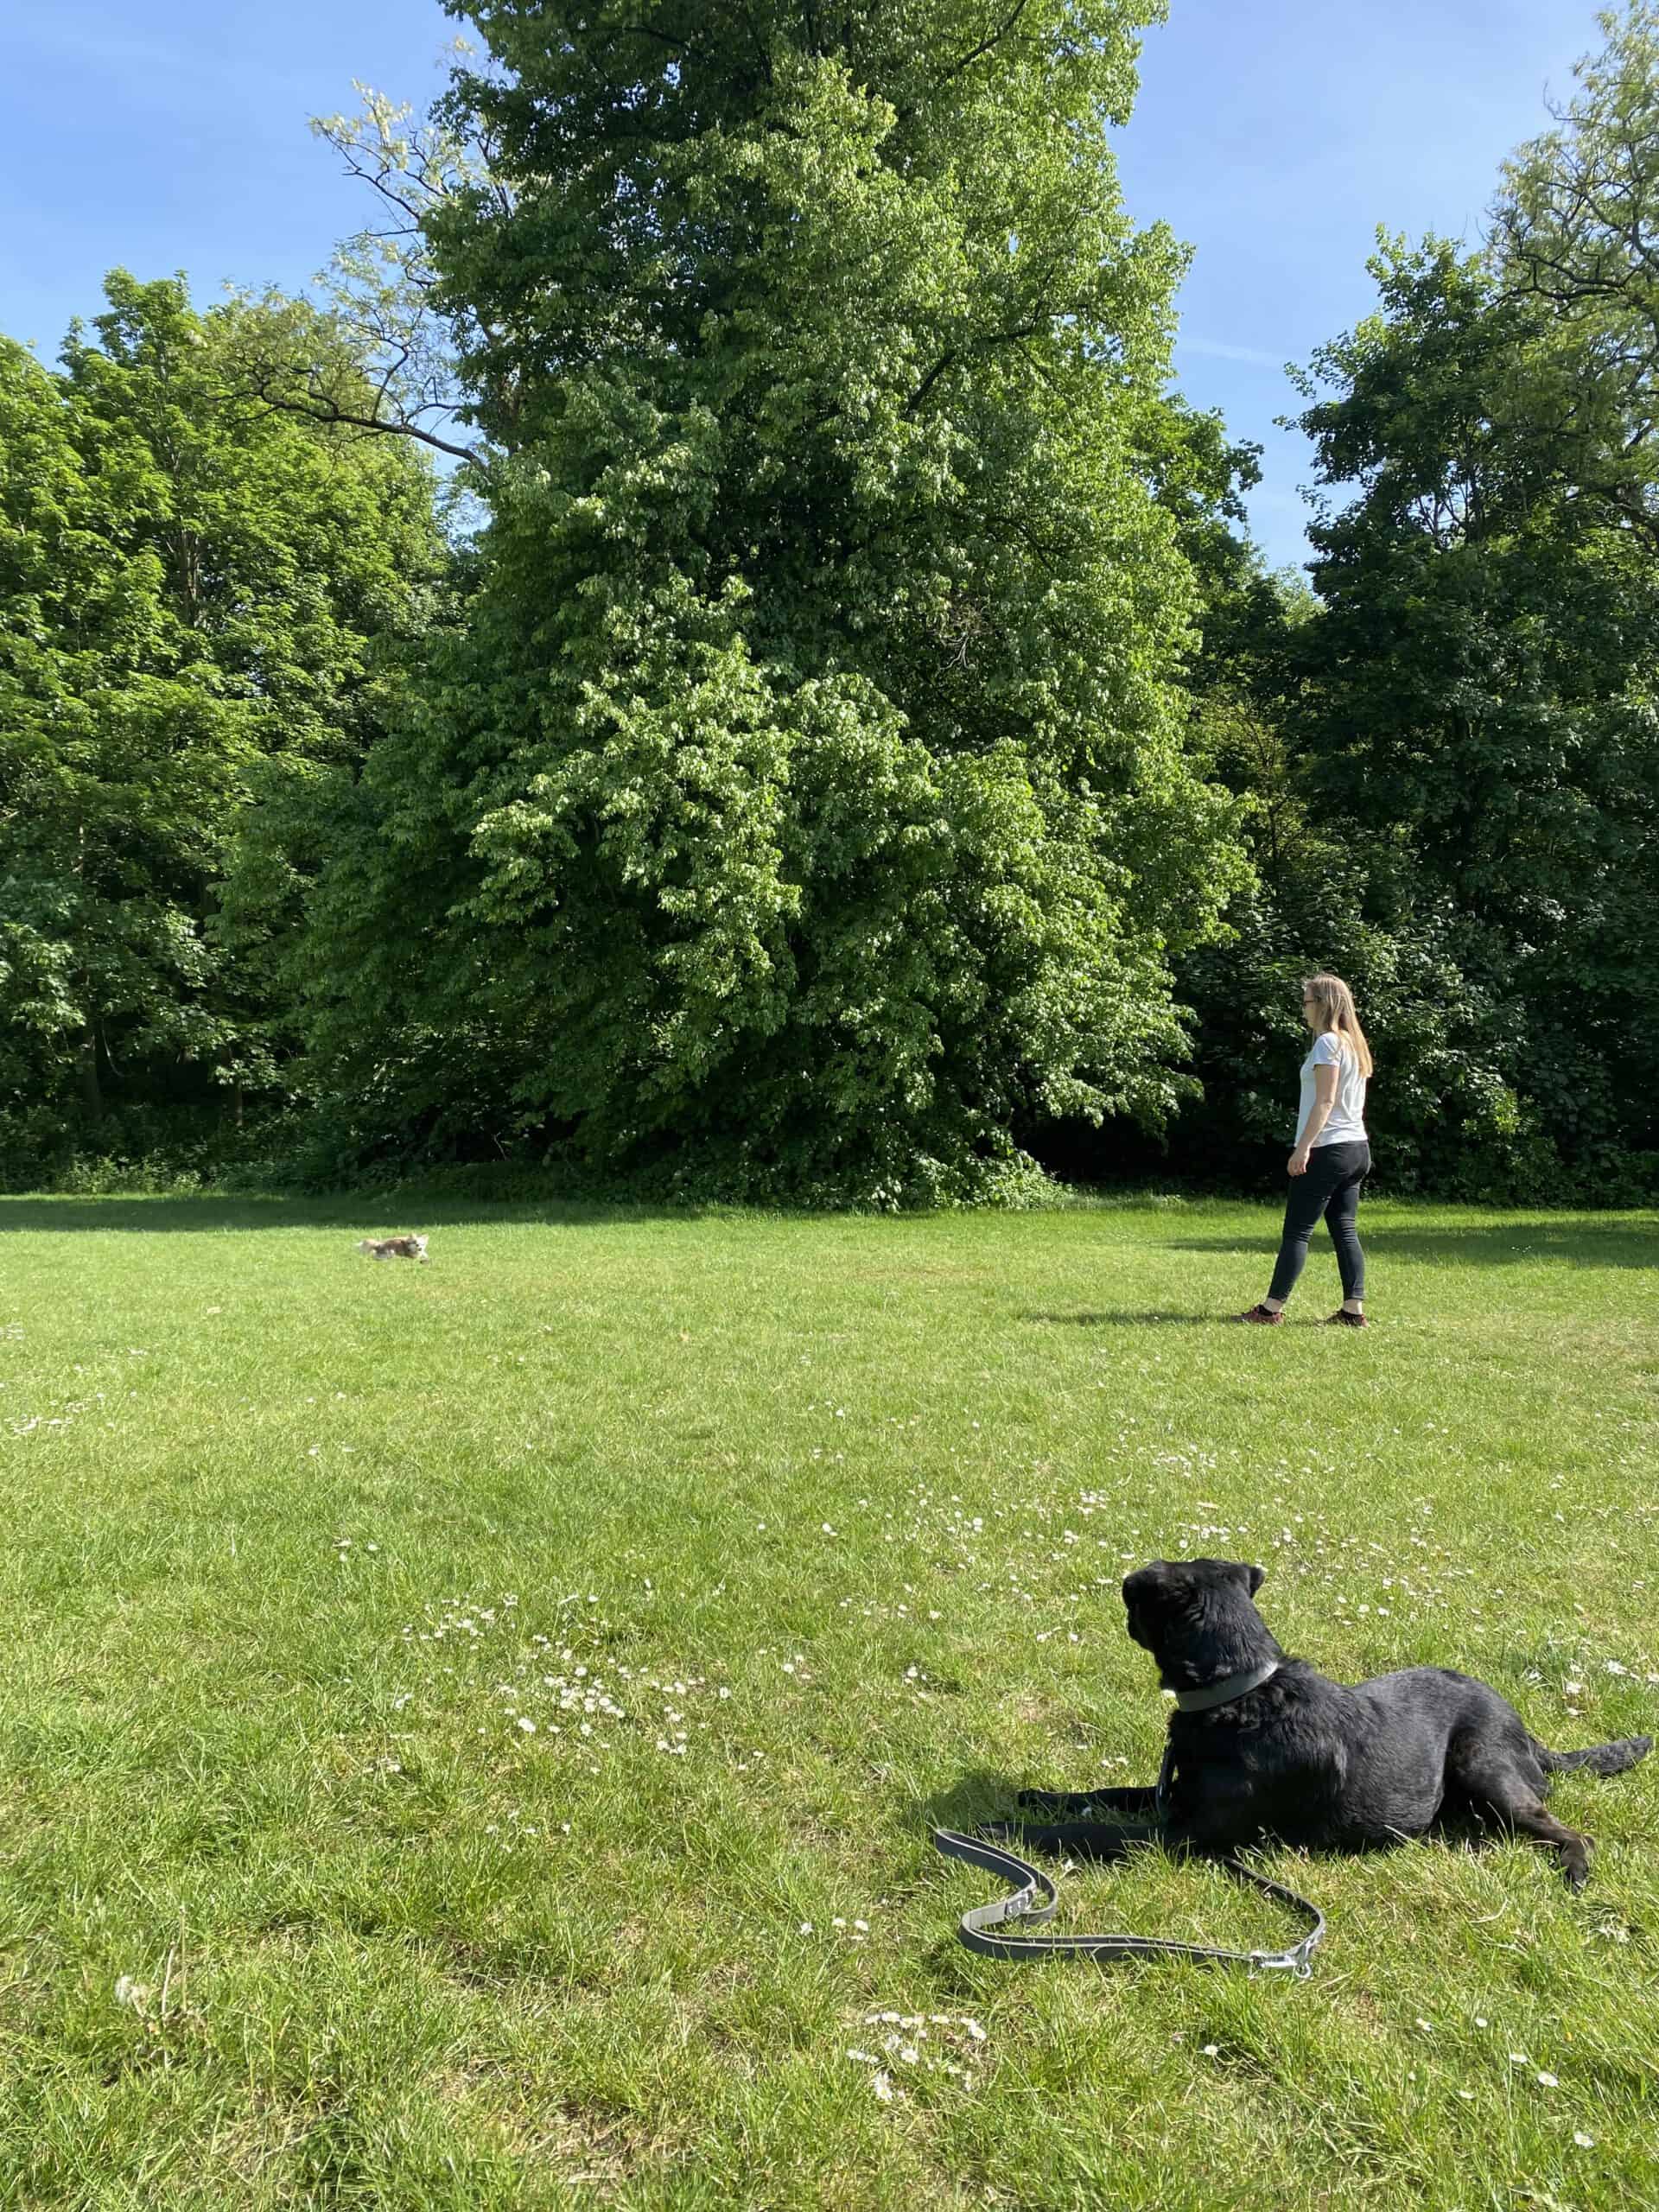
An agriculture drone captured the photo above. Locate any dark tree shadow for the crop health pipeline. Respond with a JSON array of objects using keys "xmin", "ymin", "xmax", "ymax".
[
  {"xmin": 0, "ymin": 1195, "xmax": 702, "ymax": 1236},
  {"xmin": 1167, "ymin": 1219, "xmax": 1659, "ymax": 1271}
]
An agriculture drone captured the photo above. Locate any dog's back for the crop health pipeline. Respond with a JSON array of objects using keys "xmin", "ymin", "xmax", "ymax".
[
  {"xmin": 356, "ymin": 1234, "xmax": 429, "ymax": 1263},
  {"xmin": 1168, "ymin": 1662, "xmax": 1529, "ymax": 1852}
]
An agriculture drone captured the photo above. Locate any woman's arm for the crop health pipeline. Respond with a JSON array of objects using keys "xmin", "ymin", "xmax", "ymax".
[{"xmin": 1290, "ymin": 1063, "xmax": 1339, "ymax": 1173}]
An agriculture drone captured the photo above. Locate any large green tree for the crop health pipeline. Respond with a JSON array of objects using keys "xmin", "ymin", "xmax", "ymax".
[
  {"xmin": 1269, "ymin": 236, "xmax": 1659, "ymax": 1189},
  {"xmin": 298, "ymin": 0, "xmax": 1246, "ymax": 1199},
  {"xmin": 0, "ymin": 275, "xmax": 444, "ymax": 1176},
  {"xmin": 1127, "ymin": 6, "xmax": 1659, "ymax": 1200},
  {"xmin": 1493, "ymin": 3, "xmax": 1659, "ymax": 550}
]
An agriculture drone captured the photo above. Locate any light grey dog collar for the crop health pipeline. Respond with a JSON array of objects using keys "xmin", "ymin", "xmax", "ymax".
[{"xmin": 1171, "ymin": 1659, "xmax": 1281, "ymax": 1713}]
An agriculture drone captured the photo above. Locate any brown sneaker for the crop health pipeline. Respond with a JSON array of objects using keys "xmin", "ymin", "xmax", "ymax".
[
  {"xmin": 1321, "ymin": 1308, "xmax": 1368, "ymax": 1327},
  {"xmin": 1235, "ymin": 1303, "xmax": 1284, "ymax": 1325}
]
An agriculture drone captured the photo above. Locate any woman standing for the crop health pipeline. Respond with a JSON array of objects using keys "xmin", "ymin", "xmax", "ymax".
[{"xmin": 1236, "ymin": 974, "xmax": 1372, "ymax": 1327}]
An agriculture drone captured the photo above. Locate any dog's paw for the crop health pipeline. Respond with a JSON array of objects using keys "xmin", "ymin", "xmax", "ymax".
[
  {"xmin": 1017, "ymin": 1789, "xmax": 1102, "ymax": 1818},
  {"xmin": 974, "ymin": 1820, "xmax": 1019, "ymax": 1845}
]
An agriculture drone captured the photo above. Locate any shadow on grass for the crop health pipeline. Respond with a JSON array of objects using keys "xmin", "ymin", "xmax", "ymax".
[
  {"xmin": 1167, "ymin": 1218, "xmax": 1659, "ymax": 1271},
  {"xmin": 920, "ymin": 1769, "xmax": 1580, "ymax": 1888},
  {"xmin": 8, "ymin": 1198, "xmax": 1655, "ymax": 1270},
  {"xmin": 919, "ymin": 1768, "xmax": 1035, "ymax": 1836},
  {"xmin": 0, "ymin": 1194, "xmax": 701, "ymax": 1236},
  {"xmin": 1022, "ymin": 1310, "xmax": 1222, "ymax": 1327}
]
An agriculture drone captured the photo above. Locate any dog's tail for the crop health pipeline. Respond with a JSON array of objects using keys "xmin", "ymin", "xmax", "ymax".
[{"xmin": 1537, "ymin": 1734, "xmax": 1651, "ymax": 1777}]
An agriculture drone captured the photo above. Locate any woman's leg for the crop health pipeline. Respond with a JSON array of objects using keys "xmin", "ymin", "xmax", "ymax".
[
  {"xmin": 1264, "ymin": 1166, "xmax": 1335, "ymax": 1307},
  {"xmin": 1325, "ymin": 1154, "xmax": 1368, "ymax": 1309}
]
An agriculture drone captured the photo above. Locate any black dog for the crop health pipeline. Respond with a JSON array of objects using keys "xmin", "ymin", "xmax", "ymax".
[{"xmin": 998, "ymin": 1558, "xmax": 1649, "ymax": 1891}]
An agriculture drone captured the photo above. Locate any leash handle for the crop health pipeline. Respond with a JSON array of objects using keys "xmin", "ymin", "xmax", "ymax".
[{"xmin": 931, "ymin": 1828, "xmax": 1325, "ymax": 1977}]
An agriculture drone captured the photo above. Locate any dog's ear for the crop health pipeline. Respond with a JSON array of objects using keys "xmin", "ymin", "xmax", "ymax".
[
  {"xmin": 1122, "ymin": 1560, "xmax": 1205, "ymax": 1652},
  {"xmin": 1122, "ymin": 1560, "xmax": 1173, "ymax": 1602},
  {"xmin": 1122, "ymin": 1560, "xmax": 1196, "ymax": 1612},
  {"xmin": 1229, "ymin": 1561, "xmax": 1267, "ymax": 1598}
]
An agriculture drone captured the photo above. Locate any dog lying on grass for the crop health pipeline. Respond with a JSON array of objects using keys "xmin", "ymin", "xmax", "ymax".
[
  {"xmin": 997, "ymin": 1557, "xmax": 1649, "ymax": 1891},
  {"xmin": 355, "ymin": 1234, "xmax": 429, "ymax": 1264}
]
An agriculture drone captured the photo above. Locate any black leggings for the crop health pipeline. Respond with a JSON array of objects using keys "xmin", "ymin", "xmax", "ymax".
[{"xmin": 1268, "ymin": 1141, "xmax": 1370, "ymax": 1303}]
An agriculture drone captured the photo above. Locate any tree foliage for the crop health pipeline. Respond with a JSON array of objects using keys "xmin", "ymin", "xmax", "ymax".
[
  {"xmin": 226, "ymin": 77, "xmax": 505, "ymax": 469},
  {"xmin": 1493, "ymin": 2, "xmax": 1659, "ymax": 550},
  {"xmin": 293, "ymin": 0, "xmax": 1248, "ymax": 1199},
  {"xmin": 0, "ymin": 275, "xmax": 444, "ymax": 1179},
  {"xmin": 13, "ymin": 7, "xmax": 1659, "ymax": 1201},
  {"xmin": 1164, "ymin": 216, "xmax": 1659, "ymax": 1198},
  {"xmin": 1152, "ymin": 2, "xmax": 1659, "ymax": 1202}
]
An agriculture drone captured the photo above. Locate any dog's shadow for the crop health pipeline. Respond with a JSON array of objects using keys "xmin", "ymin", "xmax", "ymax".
[
  {"xmin": 918, "ymin": 1766, "xmax": 1166, "ymax": 1850},
  {"xmin": 920, "ymin": 1767, "xmax": 1033, "ymax": 1837},
  {"xmin": 921, "ymin": 1769, "xmax": 1531, "ymax": 1867}
]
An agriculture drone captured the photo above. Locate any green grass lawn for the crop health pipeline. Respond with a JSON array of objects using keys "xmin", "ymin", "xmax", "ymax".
[{"xmin": 1, "ymin": 1193, "xmax": 1655, "ymax": 2209}]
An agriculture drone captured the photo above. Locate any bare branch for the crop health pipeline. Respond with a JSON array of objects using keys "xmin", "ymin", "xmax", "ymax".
[{"xmin": 238, "ymin": 361, "xmax": 482, "ymax": 463}]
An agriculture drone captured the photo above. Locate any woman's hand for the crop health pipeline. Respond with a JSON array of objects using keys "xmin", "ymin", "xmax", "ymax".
[{"xmin": 1287, "ymin": 1146, "xmax": 1311, "ymax": 1177}]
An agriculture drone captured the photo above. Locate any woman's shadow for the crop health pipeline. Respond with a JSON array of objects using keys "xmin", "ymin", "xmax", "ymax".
[{"xmin": 1021, "ymin": 1311, "xmax": 1217, "ymax": 1327}]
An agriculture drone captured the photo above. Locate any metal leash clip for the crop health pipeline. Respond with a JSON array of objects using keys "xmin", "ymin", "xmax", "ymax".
[
  {"xmin": 1229, "ymin": 1860, "xmax": 1325, "ymax": 1977},
  {"xmin": 1246, "ymin": 1942, "xmax": 1318, "ymax": 1979}
]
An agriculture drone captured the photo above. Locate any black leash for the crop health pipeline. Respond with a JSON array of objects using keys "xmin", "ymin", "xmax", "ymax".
[{"xmin": 930, "ymin": 1827, "xmax": 1325, "ymax": 1976}]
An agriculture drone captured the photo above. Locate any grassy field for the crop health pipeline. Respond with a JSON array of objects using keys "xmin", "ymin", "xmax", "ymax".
[{"xmin": 0, "ymin": 1192, "xmax": 1655, "ymax": 2210}]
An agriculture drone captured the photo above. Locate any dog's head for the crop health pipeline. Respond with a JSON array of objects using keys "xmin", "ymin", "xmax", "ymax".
[{"xmin": 1121, "ymin": 1557, "xmax": 1268, "ymax": 1667}]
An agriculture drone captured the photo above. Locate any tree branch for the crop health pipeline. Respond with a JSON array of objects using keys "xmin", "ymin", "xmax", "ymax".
[
  {"xmin": 241, "ymin": 372, "xmax": 482, "ymax": 463},
  {"xmin": 935, "ymin": 1, "xmax": 1035, "ymax": 94}
]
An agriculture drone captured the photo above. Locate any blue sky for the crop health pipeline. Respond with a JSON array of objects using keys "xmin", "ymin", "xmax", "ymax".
[
  {"xmin": 1116, "ymin": 1, "xmax": 1598, "ymax": 568},
  {"xmin": 1, "ymin": 1, "xmax": 1603, "ymax": 569}
]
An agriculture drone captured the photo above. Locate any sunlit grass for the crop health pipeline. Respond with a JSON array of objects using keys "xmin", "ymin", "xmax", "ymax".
[{"xmin": 0, "ymin": 1194, "xmax": 1654, "ymax": 2208}]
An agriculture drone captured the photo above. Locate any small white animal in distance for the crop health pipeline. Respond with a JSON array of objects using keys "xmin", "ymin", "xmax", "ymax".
[{"xmin": 356, "ymin": 1234, "xmax": 429, "ymax": 1264}]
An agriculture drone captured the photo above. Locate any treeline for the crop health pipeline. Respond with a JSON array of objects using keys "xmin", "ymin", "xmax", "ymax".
[
  {"xmin": 0, "ymin": 276, "xmax": 447, "ymax": 1179},
  {"xmin": 3, "ymin": 2, "xmax": 1657, "ymax": 1204}
]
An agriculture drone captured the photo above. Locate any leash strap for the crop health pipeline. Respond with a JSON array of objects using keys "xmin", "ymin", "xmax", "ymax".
[{"xmin": 931, "ymin": 1827, "xmax": 1325, "ymax": 1977}]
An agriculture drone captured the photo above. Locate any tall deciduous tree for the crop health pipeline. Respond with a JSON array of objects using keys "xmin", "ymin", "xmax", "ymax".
[
  {"xmin": 0, "ymin": 275, "xmax": 444, "ymax": 1175},
  {"xmin": 303, "ymin": 0, "xmax": 1246, "ymax": 1199},
  {"xmin": 1283, "ymin": 237, "xmax": 1659, "ymax": 1187},
  {"xmin": 1493, "ymin": 2, "xmax": 1659, "ymax": 550}
]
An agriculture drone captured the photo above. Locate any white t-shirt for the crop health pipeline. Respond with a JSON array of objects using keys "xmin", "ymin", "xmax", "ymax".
[{"xmin": 1297, "ymin": 1032, "xmax": 1367, "ymax": 1147}]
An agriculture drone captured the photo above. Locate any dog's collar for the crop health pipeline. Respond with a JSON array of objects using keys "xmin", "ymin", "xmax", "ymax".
[{"xmin": 1169, "ymin": 1659, "xmax": 1281, "ymax": 1713}]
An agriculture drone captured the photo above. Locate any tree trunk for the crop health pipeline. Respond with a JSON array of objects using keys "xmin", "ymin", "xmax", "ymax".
[{"xmin": 74, "ymin": 1027, "xmax": 103, "ymax": 1123}]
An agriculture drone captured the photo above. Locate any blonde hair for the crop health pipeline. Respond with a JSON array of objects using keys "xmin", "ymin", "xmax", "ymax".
[{"xmin": 1302, "ymin": 973, "xmax": 1374, "ymax": 1077}]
